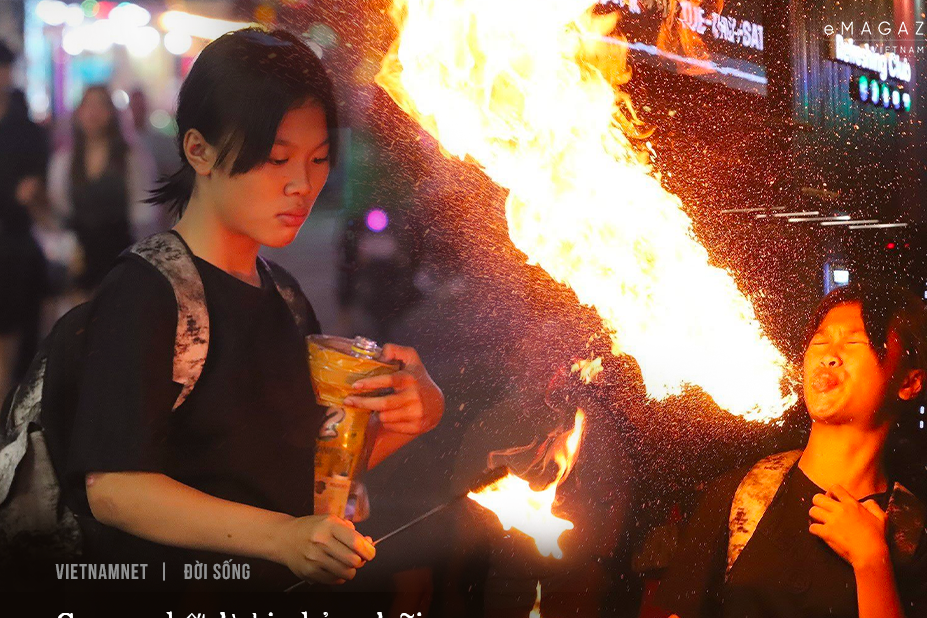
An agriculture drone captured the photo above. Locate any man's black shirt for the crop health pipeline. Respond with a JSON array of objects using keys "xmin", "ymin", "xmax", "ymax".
[
  {"xmin": 657, "ymin": 464, "xmax": 927, "ymax": 617},
  {"xmin": 0, "ymin": 92, "xmax": 47, "ymax": 233}
]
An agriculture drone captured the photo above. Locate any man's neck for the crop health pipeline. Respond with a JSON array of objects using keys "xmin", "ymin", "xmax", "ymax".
[
  {"xmin": 799, "ymin": 423, "xmax": 890, "ymax": 498},
  {"xmin": 173, "ymin": 192, "xmax": 261, "ymax": 286}
]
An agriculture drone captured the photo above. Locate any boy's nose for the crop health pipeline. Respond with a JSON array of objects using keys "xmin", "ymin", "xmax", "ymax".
[
  {"xmin": 285, "ymin": 180, "xmax": 310, "ymax": 196},
  {"xmin": 285, "ymin": 169, "xmax": 313, "ymax": 196}
]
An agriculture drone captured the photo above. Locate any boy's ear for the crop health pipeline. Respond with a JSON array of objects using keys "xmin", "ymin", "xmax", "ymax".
[
  {"xmin": 898, "ymin": 368, "xmax": 925, "ymax": 402},
  {"xmin": 183, "ymin": 129, "xmax": 216, "ymax": 176}
]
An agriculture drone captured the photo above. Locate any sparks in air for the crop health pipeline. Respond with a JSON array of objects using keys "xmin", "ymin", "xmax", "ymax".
[{"xmin": 571, "ymin": 357, "xmax": 605, "ymax": 384}]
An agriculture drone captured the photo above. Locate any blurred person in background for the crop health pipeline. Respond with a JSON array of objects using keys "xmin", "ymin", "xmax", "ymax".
[
  {"xmin": 129, "ymin": 87, "xmax": 180, "ymax": 182},
  {"xmin": 0, "ymin": 40, "xmax": 49, "ymax": 400},
  {"xmin": 26, "ymin": 150, "xmax": 82, "ymax": 336},
  {"xmin": 48, "ymin": 85, "xmax": 156, "ymax": 296},
  {"xmin": 337, "ymin": 207, "xmax": 423, "ymax": 341}
]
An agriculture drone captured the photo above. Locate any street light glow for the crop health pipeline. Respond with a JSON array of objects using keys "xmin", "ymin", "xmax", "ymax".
[{"xmin": 160, "ymin": 11, "xmax": 252, "ymax": 41}]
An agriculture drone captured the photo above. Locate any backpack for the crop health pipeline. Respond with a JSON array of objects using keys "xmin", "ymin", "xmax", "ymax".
[{"xmin": 0, "ymin": 231, "xmax": 311, "ymax": 564}]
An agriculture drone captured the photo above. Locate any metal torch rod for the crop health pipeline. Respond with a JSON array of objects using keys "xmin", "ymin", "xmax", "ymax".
[
  {"xmin": 284, "ymin": 497, "xmax": 461, "ymax": 594},
  {"xmin": 372, "ymin": 497, "xmax": 460, "ymax": 546},
  {"xmin": 373, "ymin": 464, "xmax": 509, "ymax": 546},
  {"xmin": 284, "ymin": 467, "xmax": 508, "ymax": 594}
]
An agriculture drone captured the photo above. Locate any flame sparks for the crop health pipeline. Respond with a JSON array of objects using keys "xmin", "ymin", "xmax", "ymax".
[
  {"xmin": 530, "ymin": 582, "xmax": 542, "ymax": 618},
  {"xmin": 377, "ymin": 0, "xmax": 797, "ymax": 421},
  {"xmin": 468, "ymin": 410, "xmax": 585, "ymax": 559},
  {"xmin": 571, "ymin": 357, "xmax": 604, "ymax": 384}
]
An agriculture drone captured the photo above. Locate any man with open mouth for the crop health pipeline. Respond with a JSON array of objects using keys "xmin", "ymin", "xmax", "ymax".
[{"xmin": 655, "ymin": 281, "xmax": 927, "ymax": 618}]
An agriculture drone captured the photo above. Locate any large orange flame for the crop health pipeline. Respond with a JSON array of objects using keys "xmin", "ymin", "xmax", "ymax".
[
  {"xmin": 468, "ymin": 410, "xmax": 585, "ymax": 559},
  {"xmin": 377, "ymin": 0, "xmax": 797, "ymax": 421}
]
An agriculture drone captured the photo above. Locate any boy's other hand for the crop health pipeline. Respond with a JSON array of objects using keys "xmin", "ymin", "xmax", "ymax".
[
  {"xmin": 809, "ymin": 485, "xmax": 889, "ymax": 570},
  {"xmin": 344, "ymin": 344, "xmax": 444, "ymax": 436}
]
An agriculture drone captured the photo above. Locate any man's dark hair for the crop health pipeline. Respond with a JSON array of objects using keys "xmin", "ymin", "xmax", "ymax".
[
  {"xmin": 148, "ymin": 27, "xmax": 339, "ymax": 218},
  {"xmin": 805, "ymin": 281, "xmax": 927, "ymax": 405},
  {"xmin": 0, "ymin": 40, "xmax": 15, "ymax": 66}
]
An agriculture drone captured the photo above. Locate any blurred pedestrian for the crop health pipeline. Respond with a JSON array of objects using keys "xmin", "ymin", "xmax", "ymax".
[
  {"xmin": 337, "ymin": 207, "xmax": 422, "ymax": 341},
  {"xmin": 26, "ymin": 173, "xmax": 82, "ymax": 335},
  {"xmin": 128, "ymin": 87, "xmax": 180, "ymax": 181},
  {"xmin": 0, "ymin": 41, "xmax": 49, "ymax": 400},
  {"xmin": 47, "ymin": 85, "xmax": 156, "ymax": 294}
]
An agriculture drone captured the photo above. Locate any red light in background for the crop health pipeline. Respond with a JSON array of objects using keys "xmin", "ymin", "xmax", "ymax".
[
  {"xmin": 886, "ymin": 242, "xmax": 896, "ymax": 249},
  {"xmin": 96, "ymin": 1, "xmax": 115, "ymax": 18}
]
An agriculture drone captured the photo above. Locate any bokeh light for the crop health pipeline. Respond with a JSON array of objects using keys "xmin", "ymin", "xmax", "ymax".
[{"xmin": 365, "ymin": 208, "xmax": 389, "ymax": 233}]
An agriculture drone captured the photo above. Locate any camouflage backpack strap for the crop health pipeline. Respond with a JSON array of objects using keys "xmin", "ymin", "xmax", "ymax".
[
  {"xmin": 0, "ymin": 357, "xmax": 47, "ymax": 505},
  {"xmin": 130, "ymin": 232, "xmax": 209, "ymax": 411},
  {"xmin": 258, "ymin": 256, "xmax": 312, "ymax": 334},
  {"xmin": 726, "ymin": 449, "xmax": 802, "ymax": 577}
]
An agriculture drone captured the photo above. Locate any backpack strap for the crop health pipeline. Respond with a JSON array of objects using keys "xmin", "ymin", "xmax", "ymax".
[
  {"xmin": 886, "ymin": 482, "xmax": 927, "ymax": 568},
  {"xmin": 726, "ymin": 449, "xmax": 802, "ymax": 577},
  {"xmin": 129, "ymin": 232, "xmax": 209, "ymax": 411},
  {"xmin": 258, "ymin": 256, "xmax": 314, "ymax": 335},
  {"xmin": 129, "ymin": 237, "xmax": 312, "ymax": 409},
  {"xmin": 0, "ymin": 357, "xmax": 47, "ymax": 504}
]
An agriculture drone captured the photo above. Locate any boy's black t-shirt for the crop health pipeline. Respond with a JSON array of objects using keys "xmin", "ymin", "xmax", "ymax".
[
  {"xmin": 724, "ymin": 467, "xmax": 885, "ymax": 617},
  {"xmin": 656, "ymin": 465, "xmax": 927, "ymax": 618},
  {"xmin": 62, "ymin": 244, "xmax": 326, "ymax": 588}
]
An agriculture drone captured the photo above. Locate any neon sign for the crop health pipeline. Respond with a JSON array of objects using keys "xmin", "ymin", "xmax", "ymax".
[
  {"xmin": 830, "ymin": 35, "xmax": 912, "ymax": 82},
  {"xmin": 855, "ymin": 75, "xmax": 912, "ymax": 112}
]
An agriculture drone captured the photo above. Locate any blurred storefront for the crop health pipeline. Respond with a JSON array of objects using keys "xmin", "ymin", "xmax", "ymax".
[{"xmin": 22, "ymin": 1, "xmax": 250, "ymax": 131}]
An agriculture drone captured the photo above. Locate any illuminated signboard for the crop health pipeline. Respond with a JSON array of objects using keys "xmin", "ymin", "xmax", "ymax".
[
  {"xmin": 596, "ymin": 0, "xmax": 767, "ymax": 95},
  {"xmin": 830, "ymin": 35, "xmax": 912, "ymax": 82},
  {"xmin": 827, "ymin": 33, "xmax": 914, "ymax": 113}
]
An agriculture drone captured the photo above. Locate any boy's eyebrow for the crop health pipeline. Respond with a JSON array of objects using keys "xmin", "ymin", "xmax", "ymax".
[
  {"xmin": 273, "ymin": 138, "xmax": 330, "ymax": 150},
  {"xmin": 811, "ymin": 326, "xmax": 868, "ymax": 336}
]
